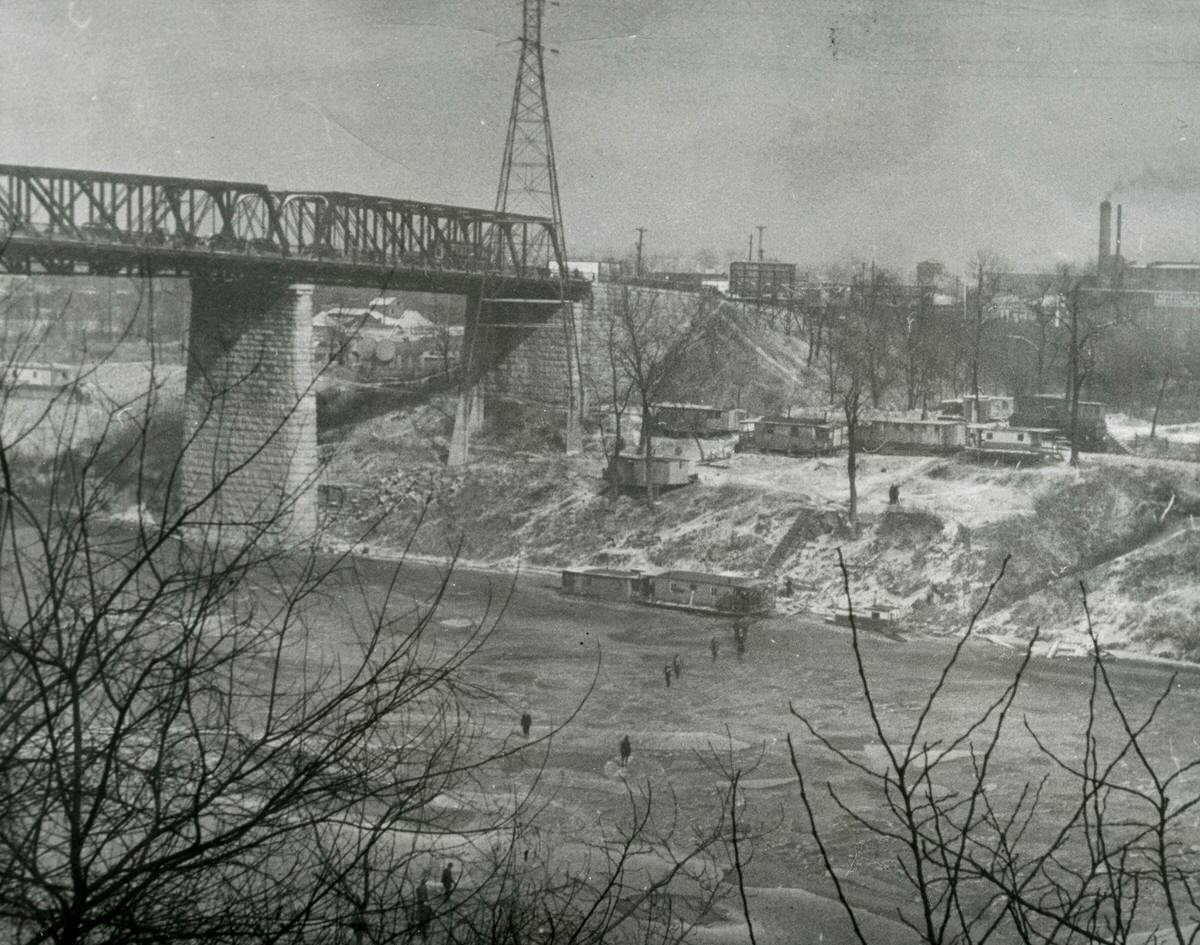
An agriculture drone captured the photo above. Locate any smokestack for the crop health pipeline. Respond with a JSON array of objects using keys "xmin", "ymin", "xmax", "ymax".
[
  {"xmin": 1115, "ymin": 203, "xmax": 1122, "ymax": 264},
  {"xmin": 1099, "ymin": 200, "xmax": 1112, "ymax": 271}
]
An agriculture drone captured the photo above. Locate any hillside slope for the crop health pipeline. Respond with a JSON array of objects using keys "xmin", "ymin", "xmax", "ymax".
[{"xmin": 324, "ymin": 401, "xmax": 1200, "ymax": 660}]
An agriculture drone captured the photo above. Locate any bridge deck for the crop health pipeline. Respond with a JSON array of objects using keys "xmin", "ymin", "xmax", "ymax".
[{"xmin": 0, "ymin": 163, "xmax": 586, "ymax": 299}]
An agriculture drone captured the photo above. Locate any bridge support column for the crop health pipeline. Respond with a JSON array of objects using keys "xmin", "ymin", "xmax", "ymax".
[
  {"xmin": 448, "ymin": 290, "xmax": 487, "ymax": 467},
  {"xmin": 182, "ymin": 278, "xmax": 317, "ymax": 544},
  {"xmin": 447, "ymin": 385, "xmax": 484, "ymax": 467}
]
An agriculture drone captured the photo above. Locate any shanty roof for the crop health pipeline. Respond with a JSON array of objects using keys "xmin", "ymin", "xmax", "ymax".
[
  {"xmin": 381, "ymin": 309, "xmax": 435, "ymax": 332},
  {"xmin": 757, "ymin": 414, "xmax": 840, "ymax": 427},
  {"xmin": 659, "ymin": 570, "xmax": 768, "ymax": 588}
]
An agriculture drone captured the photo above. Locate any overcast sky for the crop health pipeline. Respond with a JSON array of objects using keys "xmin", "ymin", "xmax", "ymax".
[{"xmin": 4, "ymin": 0, "xmax": 1200, "ymax": 274}]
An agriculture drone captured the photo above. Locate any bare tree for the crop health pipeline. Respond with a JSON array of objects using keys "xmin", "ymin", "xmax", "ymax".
[
  {"xmin": 1055, "ymin": 265, "xmax": 1127, "ymax": 465},
  {"xmin": 426, "ymin": 294, "xmax": 460, "ymax": 379},
  {"xmin": 822, "ymin": 265, "xmax": 902, "ymax": 528},
  {"xmin": 606, "ymin": 285, "xmax": 711, "ymax": 505},
  {"xmin": 1021, "ymin": 275, "xmax": 1065, "ymax": 395},
  {"xmin": 968, "ymin": 251, "xmax": 1004, "ymax": 412},
  {"xmin": 0, "ymin": 303, "xmax": 731, "ymax": 945},
  {"xmin": 783, "ymin": 552, "xmax": 1200, "ymax": 945}
]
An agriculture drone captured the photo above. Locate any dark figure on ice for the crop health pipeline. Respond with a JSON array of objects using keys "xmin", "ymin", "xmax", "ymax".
[
  {"xmin": 663, "ymin": 663, "xmax": 672, "ymax": 688},
  {"xmin": 619, "ymin": 734, "xmax": 631, "ymax": 768},
  {"xmin": 415, "ymin": 877, "xmax": 432, "ymax": 939},
  {"xmin": 520, "ymin": 710, "xmax": 532, "ymax": 738},
  {"xmin": 784, "ymin": 576, "xmax": 794, "ymax": 597},
  {"xmin": 710, "ymin": 636, "xmax": 720, "ymax": 661},
  {"xmin": 733, "ymin": 619, "xmax": 748, "ymax": 660},
  {"xmin": 672, "ymin": 653, "xmax": 682, "ymax": 679},
  {"xmin": 441, "ymin": 862, "xmax": 455, "ymax": 901},
  {"xmin": 888, "ymin": 483, "xmax": 900, "ymax": 505}
]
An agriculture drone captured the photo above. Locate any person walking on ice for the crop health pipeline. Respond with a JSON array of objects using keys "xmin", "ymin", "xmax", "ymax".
[
  {"xmin": 441, "ymin": 862, "xmax": 455, "ymax": 901},
  {"xmin": 520, "ymin": 710, "xmax": 532, "ymax": 738},
  {"xmin": 663, "ymin": 664, "xmax": 672, "ymax": 688},
  {"xmin": 710, "ymin": 636, "xmax": 719, "ymax": 661},
  {"xmin": 672, "ymin": 653, "xmax": 682, "ymax": 679},
  {"xmin": 619, "ymin": 734, "xmax": 631, "ymax": 768}
]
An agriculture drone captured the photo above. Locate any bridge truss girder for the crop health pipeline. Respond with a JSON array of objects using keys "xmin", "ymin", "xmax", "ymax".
[{"xmin": 0, "ymin": 163, "xmax": 581, "ymax": 297}]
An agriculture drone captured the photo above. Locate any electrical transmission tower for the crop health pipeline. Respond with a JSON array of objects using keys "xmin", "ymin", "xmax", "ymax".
[{"xmin": 496, "ymin": 0, "xmax": 566, "ymax": 272}]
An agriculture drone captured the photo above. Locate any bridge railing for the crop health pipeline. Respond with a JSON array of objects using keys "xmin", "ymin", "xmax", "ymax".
[{"xmin": 0, "ymin": 164, "xmax": 561, "ymax": 279}]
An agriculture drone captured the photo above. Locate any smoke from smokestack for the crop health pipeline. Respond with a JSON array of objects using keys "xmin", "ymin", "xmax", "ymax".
[{"xmin": 1106, "ymin": 163, "xmax": 1200, "ymax": 201}]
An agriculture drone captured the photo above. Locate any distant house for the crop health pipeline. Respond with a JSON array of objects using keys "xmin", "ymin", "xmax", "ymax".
[
  {"xmin": 750, "ymin": 414, "xmax": 846, "ymax": 455},
  {"xmin": 1, "ymin": 363, "xmax": 82, "ymax": 398},
  {"xmin": 382, "ymin": 309, "xmax": 437, "ymax": 336},
  {"xmin": 316, "ymin": 306, "xmax": 380, "ymax": 327}
]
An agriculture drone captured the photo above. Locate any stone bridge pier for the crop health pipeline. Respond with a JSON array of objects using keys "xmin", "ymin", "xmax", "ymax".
[{"xmin": 181, "ymin": 278, "xmax": 317, "ymax": 543}]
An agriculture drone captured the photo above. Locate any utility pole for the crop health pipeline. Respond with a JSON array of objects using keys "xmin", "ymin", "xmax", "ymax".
[
  {"xmin": 757, "ymin": 225, "xmax": 765, "ymax": 262},
  {"xmin": 748, "ymin": 234, "xmax": 753, "ymax": 261},
  {"xmin": 635, "ymin": 227, "xmax": 646, "ymax": 278}
]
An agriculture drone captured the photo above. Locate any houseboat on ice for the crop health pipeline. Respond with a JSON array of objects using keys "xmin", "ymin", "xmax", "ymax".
[
  {"xmin": 967, "ymin": 425, "xmax": 1062, "ymax": 462},
  {"xmin": 561, "ymin": 568, "xmax": 775, "ymax": 616},
  {"xmin": 827, "ymin": 602, "xmax": 901, "ymax": 637}
]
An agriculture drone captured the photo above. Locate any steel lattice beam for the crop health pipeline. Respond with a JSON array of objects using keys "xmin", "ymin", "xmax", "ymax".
[{"xmin": 0, "ymin": 163, "xmax": 581, "ymax": 298}]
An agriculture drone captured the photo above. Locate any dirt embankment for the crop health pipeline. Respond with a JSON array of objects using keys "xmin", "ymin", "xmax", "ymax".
[{"xmin": 324, "ymin": 401, "xmax": 1200, "ymax": 661}]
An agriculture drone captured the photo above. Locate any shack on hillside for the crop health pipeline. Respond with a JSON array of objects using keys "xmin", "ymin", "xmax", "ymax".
[
  {"xmin": 862, "ymin": 416, "xmax": 967, "ymax": 453},
  {"xmin": 654, "ymin": 402, "xmax": 748, "ymax": 437},
  {"xmin": 938, "ymin": 395, "xmax": 1013, "ymax": 424},
  {"xmin": 608, "ymin": 454, "xmax": 697, "ymax": 491},
  {"xmin": 750, "ymin": 414, "xmax": 846, "ymax": 455}
]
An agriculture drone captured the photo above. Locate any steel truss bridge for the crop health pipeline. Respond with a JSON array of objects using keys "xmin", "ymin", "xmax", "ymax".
[{"xmin": 0, "ymin": 163, "xmax": 585, "ymax": 298}]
